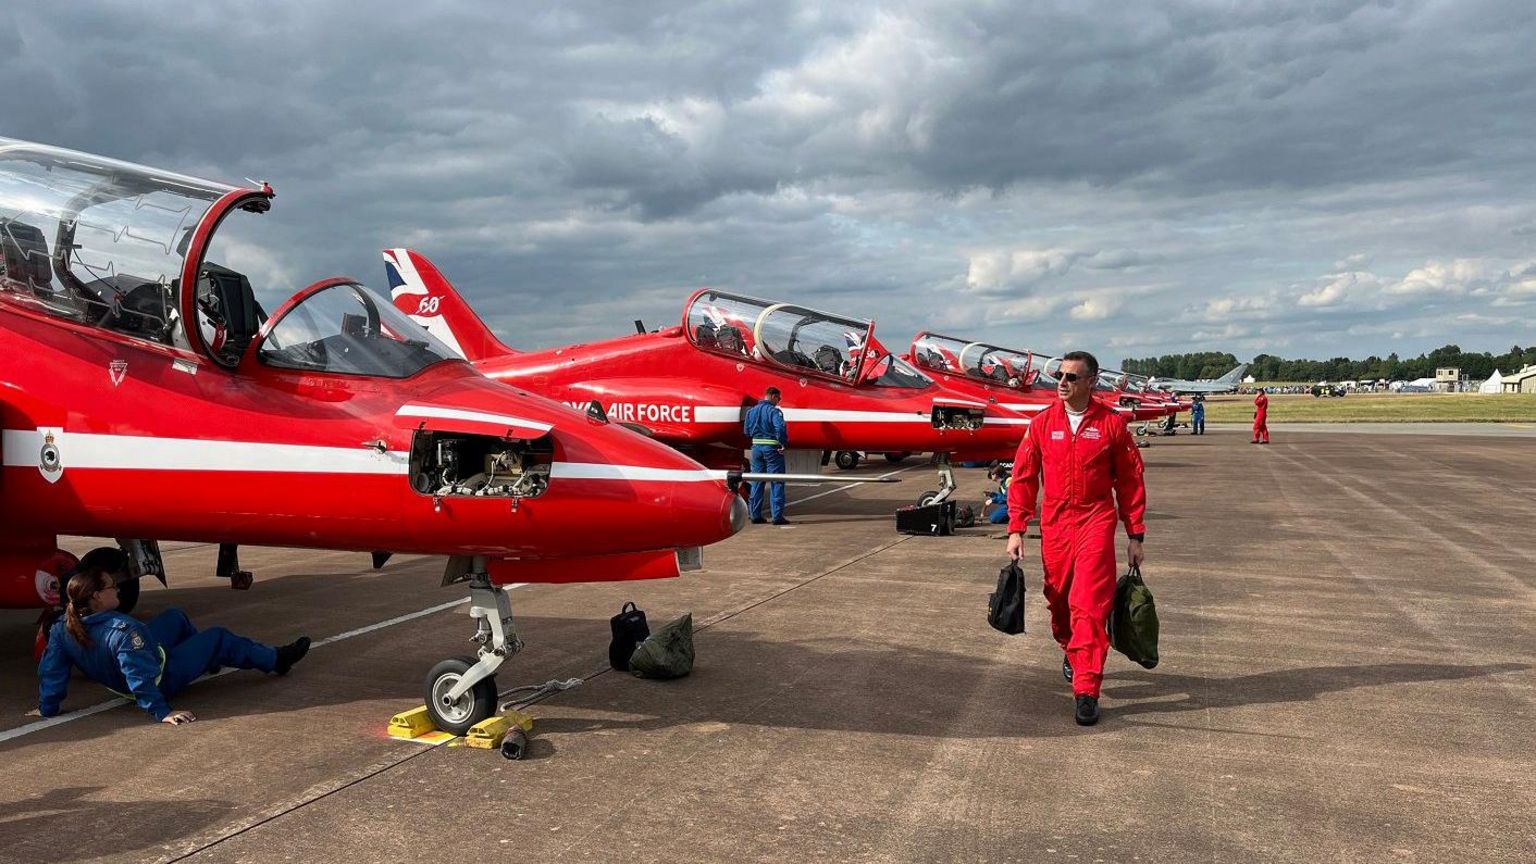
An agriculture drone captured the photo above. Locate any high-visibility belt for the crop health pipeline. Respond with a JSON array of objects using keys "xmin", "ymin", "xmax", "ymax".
[
  {"xmin": 751, "ymin": 438, "xmax": 781, "ymax": 446},
  {"xmin": 108, "ymin": 646, "xmax": 167, "ymax": 700}
]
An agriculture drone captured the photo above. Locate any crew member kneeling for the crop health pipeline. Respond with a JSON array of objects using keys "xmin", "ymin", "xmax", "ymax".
[
  {"xmin": 36, "ymin": 565, "xmax": 311, "ymax": 725},
  {"xmin": 1006, "ymin": 350, "xmax": 1147, "ymax": 726}
]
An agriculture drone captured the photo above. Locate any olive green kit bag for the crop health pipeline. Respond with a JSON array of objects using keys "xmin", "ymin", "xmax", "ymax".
[
  {"xmin": 1109, "ymin": 565, "xmax": 1159, "ymax": 669},
  {"xmin": 629, "ymin": 613, "xmax": 695, "ymax": 679}
]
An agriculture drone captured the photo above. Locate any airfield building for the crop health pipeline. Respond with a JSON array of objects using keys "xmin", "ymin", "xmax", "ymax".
[{"xmin": 1502, "ymin": 365, "xmax": 1536, "ymax": 394}]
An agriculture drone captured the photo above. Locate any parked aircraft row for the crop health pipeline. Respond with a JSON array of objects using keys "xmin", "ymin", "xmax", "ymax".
[{"xmin": 0, "ymin": 139, "xmax": 1186, "ymax": 733}]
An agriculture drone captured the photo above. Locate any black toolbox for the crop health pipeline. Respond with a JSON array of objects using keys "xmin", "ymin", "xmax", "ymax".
[{"xmin": 895, "ymin": 501, "xmax": 956, "ymax": 536}]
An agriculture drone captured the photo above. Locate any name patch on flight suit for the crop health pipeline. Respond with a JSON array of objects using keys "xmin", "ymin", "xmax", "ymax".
[
  {"xmin": 1051, "ymin": 430, "xmax": 1065, "ymax": 440},
  {"xmin": 1083, "ymin": 428, "xmax": 1101, "ymax": 440}
]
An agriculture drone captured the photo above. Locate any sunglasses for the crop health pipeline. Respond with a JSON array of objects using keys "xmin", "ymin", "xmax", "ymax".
[{"xmin": 1057, "ymin": 372, "xmax": 1087, "ymax": 384}]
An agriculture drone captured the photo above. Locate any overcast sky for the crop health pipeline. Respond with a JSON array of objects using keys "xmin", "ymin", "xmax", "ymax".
[{"xmin": 5, "ymin": 0, "xmax": 1534, "ymax": 365}]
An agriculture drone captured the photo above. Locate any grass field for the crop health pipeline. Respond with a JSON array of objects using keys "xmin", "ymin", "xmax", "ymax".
[{"xmin": 1199, "ymin": 392, "xmax": 1536, "ymax": 423}]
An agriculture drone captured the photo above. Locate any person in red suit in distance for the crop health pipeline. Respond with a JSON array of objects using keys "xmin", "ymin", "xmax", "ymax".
[
  {"xmin": 1253, "ymin": 388, "xmax": 1270, "ymax": 444},
  {"xmin": 1006, "ymin": 350, "xmax": 1147, "ymax": 726}
]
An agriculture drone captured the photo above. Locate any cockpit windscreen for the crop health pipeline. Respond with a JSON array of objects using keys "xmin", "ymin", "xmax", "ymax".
[
  {"xmin": 684, "ymin": 290, "xmax": 924, "ymax": 386},
  {"xmin": 910, "ymin": 333, "xmax": 1037, "ymax": 390},
  {"xmin": 259, "ymin": 281, "xmax": 458, "ymax": 378}
]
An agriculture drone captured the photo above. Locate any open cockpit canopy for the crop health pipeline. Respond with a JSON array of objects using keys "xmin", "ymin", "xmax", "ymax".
[
  {"xmin": 683, "ymin": 289, "xmax": 929, "ymax": 389},
  {"xmin": 0, "ymin": 138, "xmax": 281, "ymax": 369},
  {"xmin": 909, "ymin": 331, "xmax": 1039, "ymax": 390},
  {"xmin": 1095, "ymin": 369, "xmax": 1130, "ymax": 392}
]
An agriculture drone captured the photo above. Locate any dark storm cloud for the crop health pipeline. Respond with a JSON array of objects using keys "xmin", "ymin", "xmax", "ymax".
[{"xmin": 2, "ymin": 0, "xmax": 1533, "ymax": 362}]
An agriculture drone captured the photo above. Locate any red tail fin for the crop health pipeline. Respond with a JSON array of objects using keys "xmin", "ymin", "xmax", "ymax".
[{"xmin": 383, "ymin": 248, "xmax": 516, "ymax": 361}]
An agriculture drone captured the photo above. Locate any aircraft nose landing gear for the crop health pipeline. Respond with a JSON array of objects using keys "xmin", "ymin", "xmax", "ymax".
[{"xmin": 423, "ymin": 557, "xmax": 522, "ymax": 736}]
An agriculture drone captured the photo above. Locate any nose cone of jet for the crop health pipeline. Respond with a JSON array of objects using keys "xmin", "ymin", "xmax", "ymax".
[{"xmin": 727, "ymin": 494, "xmax": 750, "ymax": 536}]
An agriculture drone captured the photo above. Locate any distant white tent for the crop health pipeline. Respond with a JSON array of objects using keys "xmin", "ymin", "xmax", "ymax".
[{"xmin": 1479, "ymin": 370, "xmax": 1504, "ymax": 393}]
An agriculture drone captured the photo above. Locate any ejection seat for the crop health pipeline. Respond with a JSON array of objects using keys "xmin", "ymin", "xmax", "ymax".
[
  {"xmin": 0, "ymin": 218, "xmax": 54, "ymax": 295},
  {"xmin": 197, "ymin": 262, "xmax": 266, "ymax": 363}
]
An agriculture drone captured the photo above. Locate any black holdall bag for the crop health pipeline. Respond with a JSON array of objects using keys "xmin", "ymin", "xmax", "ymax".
[
  {"xmin": 1109, "ymin": 564, "xmax": 1159, "ymax": 668},
  {"xmin": 608, "ymin": 601, "xmax": 650, "ymax": 671},
  {"xmin": 987, "ymin": 561, "xmax": 1026, "ymax": 635}
]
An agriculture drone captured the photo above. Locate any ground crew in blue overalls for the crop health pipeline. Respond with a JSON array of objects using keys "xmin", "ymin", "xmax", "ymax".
[
  {"xmin": 1191, "ymin": 395, "xmax": 1206, "ymax": 435},
  {"xmin": 744, "ymin": 386, "xmax": 790, "ymax": 525},
  {"xmin": 985, "ymin": 461, "xmax": 1012, "ymax": 524},
  {"xmin": 34, "ymin": 561, "xmax": 311, "ymax": 725}
]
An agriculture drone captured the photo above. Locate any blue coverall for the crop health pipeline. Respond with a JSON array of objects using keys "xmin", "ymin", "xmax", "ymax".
[
  {"xmin": 743, "ymin": 400, "xmax": 788, "ymax": 522},
  {"xmin": 1191, "ymin": 400, "xmax": 1205, "ymax": 435},
  {"xmin": 988, "ymin": 476, "xmax": 1012, "ymax": 524},
  {"xmin": 38, "ymin": 608, "xmax": 277, "ymax": 721}
]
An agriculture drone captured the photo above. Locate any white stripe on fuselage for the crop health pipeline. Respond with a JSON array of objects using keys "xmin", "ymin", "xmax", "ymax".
[
  {"xmin": 396, "ymin": 404, "xmax": 554, "ymax": 434},
  {"xmin": 0, "ymin": 430, "xmax": 723, "ymax": 484},
  {"xmin": 1, "ymin": 429, "xmax": 409, "ymax": 475},
  {"xmin": 549, "ymin": 463, "xmax": 721, "ymax": 483},
  {"xmin": 696, "ymin": 406, "xmax": 931, "ymax": 424}
]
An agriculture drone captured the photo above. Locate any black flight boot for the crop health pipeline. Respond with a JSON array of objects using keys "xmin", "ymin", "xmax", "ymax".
[
  {"xmin": 1074, "ymin": 695, "xmax": 1100, "ymax": 726},
  {"xmin": 1062, "ymin": 655, "xmax": 1074, "ymax": 683},
  {"xmin": 274, "ymin": 636, "xmax": 311, "ymax": 676}
]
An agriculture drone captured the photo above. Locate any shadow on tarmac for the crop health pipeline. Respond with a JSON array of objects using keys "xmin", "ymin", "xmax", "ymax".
[
  {"xmin": 0, "ymin": 786, "xmax": 233, "ymax": 863},
  {"xmin": 1102, "ymin": 662, "xmax": 1530, "ymax": 718}
]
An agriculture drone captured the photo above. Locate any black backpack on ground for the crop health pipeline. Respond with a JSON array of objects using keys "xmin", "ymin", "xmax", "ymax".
[
  {"xmin": 987, "ymin": 562, "xmax": 1026, "ymax": 635},
  {"xmin": 608, "ymin": 601, "xmax": 650, "ymax": 671}
]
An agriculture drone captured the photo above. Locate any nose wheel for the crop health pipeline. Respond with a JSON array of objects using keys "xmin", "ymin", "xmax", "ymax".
[
  {"xmin": 422, "ymin": 558, "xmax": 522, "ymax": 736},
  {"xmin": 425, "ymin": 657, "xmax": 499, "ymax": 736}
]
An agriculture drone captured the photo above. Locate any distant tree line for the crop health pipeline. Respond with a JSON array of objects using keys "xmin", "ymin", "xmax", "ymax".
[{"xmin": 1121, "ymin": 344, "xmax": 1536, "ymax": 383}]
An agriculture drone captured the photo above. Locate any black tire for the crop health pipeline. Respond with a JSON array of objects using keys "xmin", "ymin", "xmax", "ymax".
[
  {"xmin": 116, "ymin": 577, "xmax": 141, "ymax": 615},
  {"xmin": 916, "ymin": 490, "xmax": 940, "ymax": 507},
  {"xmin": 884, "ymin": 452, "xmax": 909, "ymax": 464},
  {"xmin": 834, "ymin": 451, "xmax": 860, "ymax": 470},
  {"xmin": 424, "ymin": 656, "xmax": 498, "ymax": 737}
]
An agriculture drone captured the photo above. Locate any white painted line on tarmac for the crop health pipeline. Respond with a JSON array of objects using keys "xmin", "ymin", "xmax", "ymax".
[
  {"xmin": 787, "ymin": 463, "xmax": 923, "ymax": 509},
  {"xmin": 1, "ymin": 587, "xmax": 525, "ymax": 744}
]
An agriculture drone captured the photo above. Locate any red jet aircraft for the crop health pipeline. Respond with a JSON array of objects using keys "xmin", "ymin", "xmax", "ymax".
[
  {"xmin": 0, "ymin": 139, "xmax": 748, "ymax": 733},
  {"xmin": 904, "ymin": 332, "xmax": 1181, "ymax": 428},
  {"xmin": 382, "ymin": 250, "xmax": 1033, "ymax": 504}
]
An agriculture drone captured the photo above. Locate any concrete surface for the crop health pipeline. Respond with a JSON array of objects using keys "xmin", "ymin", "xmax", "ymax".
[
  {"xmin": 0, "ymin": 427, "xmax": 1531, "ymax": 863},
  {"xmin": 1207, "ymin": 421, "xmax": 1536, "ymax": 436}
]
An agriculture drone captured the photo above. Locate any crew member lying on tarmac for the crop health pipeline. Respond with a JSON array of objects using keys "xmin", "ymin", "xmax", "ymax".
[{"xmin": 31, "ymin": 560, "xmax": 311, "ymax": 726}]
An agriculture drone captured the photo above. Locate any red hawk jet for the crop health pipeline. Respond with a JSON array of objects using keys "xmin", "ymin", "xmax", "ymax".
[
  {"xmin": 0, "ymin": 139, "xmax": 747, "ymax": 733},
  {"xmin": 905, "ymin": 332, "xmax": 1179, "ymax": 427},
  {"xmin": 382, "ymin": 250, "xmax": 1032, "ymax": 504}
]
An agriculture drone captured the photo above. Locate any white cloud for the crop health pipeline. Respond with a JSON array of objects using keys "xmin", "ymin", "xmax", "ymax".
[
  {"xmin": 964, "ymin": 248, "xmax": 1080, "ymax": 294},
  {"xmin": 1069, "ymin": 296, "xmax": 1120, "ymax": 321},
  {"xmin": 1298, "ymin": 271, "xmax": 1381, "ymax": 307},
  {"xmin": 1384, "ymin": 259, "xmax": 1485, "ymax": 295}
]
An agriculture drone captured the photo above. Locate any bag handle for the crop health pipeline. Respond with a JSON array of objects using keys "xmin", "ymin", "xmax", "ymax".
[{"xmin": 621, "ymin": 601, "xmax": 638, "ymax": 614}]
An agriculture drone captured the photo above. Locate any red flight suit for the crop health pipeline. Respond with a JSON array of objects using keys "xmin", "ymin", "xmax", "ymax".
[
  {"xmin": 1253, "ymin": 392, "xmax": 1269, "ymax": 443},
  {"xmin": 1008, "ymin": 400, "xmax": 1147, "ymax": 698}
]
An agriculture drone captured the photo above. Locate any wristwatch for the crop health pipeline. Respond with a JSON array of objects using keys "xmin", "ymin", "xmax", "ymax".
[{"xmin": 1128, "ymin": 532, "xmax": 1145, "ymax": 542}]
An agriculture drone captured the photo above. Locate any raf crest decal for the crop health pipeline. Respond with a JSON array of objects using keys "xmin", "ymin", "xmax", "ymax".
[{"xmin": 38, "ymin": 429, "xmax": 63, "ymax": 483}]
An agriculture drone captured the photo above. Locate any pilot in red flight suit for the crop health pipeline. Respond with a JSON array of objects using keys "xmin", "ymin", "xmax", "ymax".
[
  {"xmin": 1253, "ymin": 388, "xmax": 1270, "ymax": 444},
  {"xmin": 1006, "ymin": 351, "xmax": 1147, "ymax": 726}
]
